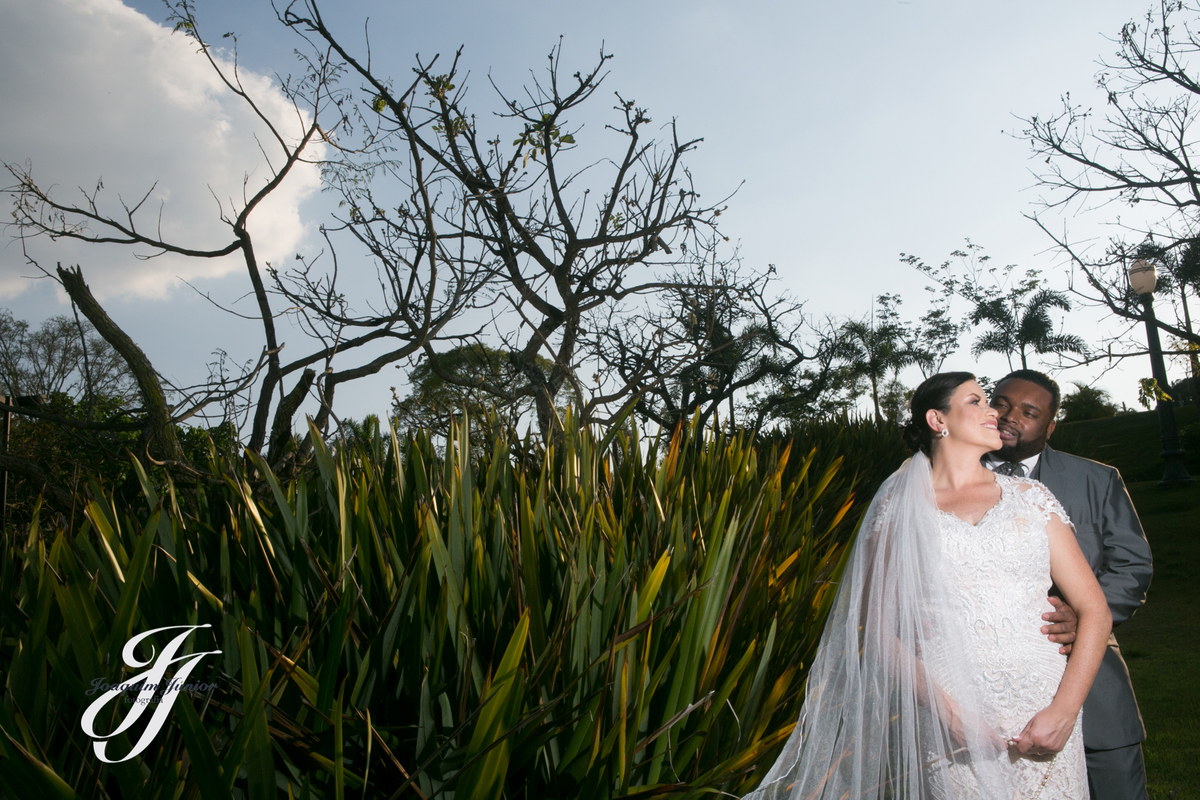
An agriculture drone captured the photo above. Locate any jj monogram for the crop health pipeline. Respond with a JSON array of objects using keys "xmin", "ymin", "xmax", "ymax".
[{"xmin": 79, "ymin": 625, "xmax": 222, "ymax": 763}]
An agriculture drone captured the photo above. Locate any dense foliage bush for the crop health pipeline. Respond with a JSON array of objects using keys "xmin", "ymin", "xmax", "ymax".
[
  {"xmin": 3, "ymin": 392, "xmax": 139, "ymax": 521},
  {"xmin": 1060, "ymin": 382, "xmax": 1119, "ymax": 423},
  {"xmin": 3, "ymin": 396, "xmax": 239, "ymax": 527},
  {"xmin": 1180, "ymin": 421, "xmax": 1200, "ymax": 454},
  {"xmin": 0, "ymin": 413, "xmax": 906, "ymax": 799}
]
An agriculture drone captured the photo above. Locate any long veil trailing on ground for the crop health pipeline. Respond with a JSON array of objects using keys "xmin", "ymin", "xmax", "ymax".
[{"xmin": 745, "ymin": 452, "xmax": 1016, "ymax": 799}]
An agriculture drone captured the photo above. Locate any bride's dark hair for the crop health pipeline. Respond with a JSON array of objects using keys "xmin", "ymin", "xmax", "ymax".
[{"xmin": 902, "ymin": 371, "xmax": 977, "ymax": 455}]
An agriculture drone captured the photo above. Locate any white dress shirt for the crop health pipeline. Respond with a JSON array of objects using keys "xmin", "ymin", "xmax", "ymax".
[{"xmin": 983, "ymin": 451, "xmax": 1042, "ymax": 477}]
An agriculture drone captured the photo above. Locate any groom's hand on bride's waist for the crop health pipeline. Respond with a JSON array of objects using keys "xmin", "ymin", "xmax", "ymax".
[{"xmin": 1041, "ymin": 596, "xmax": 1078, "ymax": 655}]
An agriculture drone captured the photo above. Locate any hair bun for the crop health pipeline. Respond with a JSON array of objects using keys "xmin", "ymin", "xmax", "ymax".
[{"xmin": 901, "ymin": 419, "xmax": 925, "ymax": 453}]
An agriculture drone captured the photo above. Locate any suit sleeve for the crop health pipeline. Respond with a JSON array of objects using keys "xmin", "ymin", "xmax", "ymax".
[{"xmin": 1097, "ymin": 468, "xmax": 1153, "ymax": 627}]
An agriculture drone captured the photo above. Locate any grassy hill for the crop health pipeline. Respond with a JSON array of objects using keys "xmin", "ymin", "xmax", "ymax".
[{"xmin": 1053, "ymin": 405, "xmax": 1199, "ymax": 800}]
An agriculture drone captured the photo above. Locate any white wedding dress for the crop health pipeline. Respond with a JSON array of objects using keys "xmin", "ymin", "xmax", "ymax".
[
  {"xmin": 927, "ymin": 473, "xmax": 1088, "ymax": 799},
  {"xmin": 743, "ymin": 455, "xmax": 1089, "ymax": 800}
]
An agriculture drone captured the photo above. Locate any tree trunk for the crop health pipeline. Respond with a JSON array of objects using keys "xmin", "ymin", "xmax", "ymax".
[
  {"xmin": 267, "ymin": 368, "xmax": 315, "ymax": 465},
  {"xmin": 237, "ymin": 230, "xmax": 282, "ymax": 455},
  {"xmin": 56, "ymin": 264, "xmax": 187, "ymax": 465},
  {"xmin": 1180, "ymin": 285, "xmax": 1200, "ymax": 381}
]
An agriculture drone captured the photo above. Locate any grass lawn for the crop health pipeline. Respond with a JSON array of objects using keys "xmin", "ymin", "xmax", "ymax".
[
  {"xmin": 1052, "ymin": 408, "xmax": 1200, "ymax": 800},
  {"xmin": 1119, "ymin": 480, "xmax": 1199, "ymax": 800}
]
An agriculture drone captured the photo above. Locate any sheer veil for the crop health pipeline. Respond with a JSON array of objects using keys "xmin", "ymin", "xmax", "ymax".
[{"xmin": 744, "ymin": 452, "xmax": 1016, "ymax": 799}]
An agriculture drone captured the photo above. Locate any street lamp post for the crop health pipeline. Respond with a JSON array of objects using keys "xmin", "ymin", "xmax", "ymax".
[{"xmin": 1128, "ymin": 259, "xmax": 1194, "ymax": 488}]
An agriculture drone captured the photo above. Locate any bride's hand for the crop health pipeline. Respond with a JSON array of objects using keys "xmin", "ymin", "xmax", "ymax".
[{"xmin": 1009, "ymin": 703, "xmax": 1077, "ymax": 756}]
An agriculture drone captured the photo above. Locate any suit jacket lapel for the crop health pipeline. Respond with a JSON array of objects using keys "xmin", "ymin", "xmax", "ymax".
[{"xmin": 1033, "ymin": 445, "xmax": 1073, "ymax": 504}]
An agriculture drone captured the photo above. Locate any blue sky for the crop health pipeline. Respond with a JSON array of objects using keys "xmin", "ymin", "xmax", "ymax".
[{"xmin": 0, "ymin": 0, "xmax": 1164, "ymax": 421}]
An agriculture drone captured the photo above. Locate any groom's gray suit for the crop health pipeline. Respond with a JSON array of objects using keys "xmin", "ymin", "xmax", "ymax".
[{"xmin": 1031, "ymin": 444, "xmax": 1152, "ymax": 791}]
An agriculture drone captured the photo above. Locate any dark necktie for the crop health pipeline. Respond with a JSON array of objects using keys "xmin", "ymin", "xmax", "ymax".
[{"xmin": 994, "ymin": 461, "xmax": 1026, "ymax": 477}]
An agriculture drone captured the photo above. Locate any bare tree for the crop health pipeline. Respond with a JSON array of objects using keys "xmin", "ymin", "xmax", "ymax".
[
  {"xmin": 5, "ymin": 0, "xmax": 487, "ymax": 469},
  {"xmin": 277, "ymin": 2, "xmax": 744, "ymax": 438},
  {"xmin": 6, "ymin": 0, "xmax": 831, "ymax": 489},
  {"xmin": 1171, "ymin": 237, "xmax": 1200, "ymax": 378},
  {"xmin": 750, "ymin": 319, "xmax": 858, "ymax": 428},
  {"xmin": 1022, "ymin": 1, "xmax": 1200, "ymax": 359},
  {"xmin": 0, "ymin": 307, "xmax": 135, "ymax": 405},
  {"xmin": 881, "ymin": 292, "xmax": 963, "ymax": 379},
  {"xmin": 587, "ymin": 261, "xmax": 837, "ymax": 432}
]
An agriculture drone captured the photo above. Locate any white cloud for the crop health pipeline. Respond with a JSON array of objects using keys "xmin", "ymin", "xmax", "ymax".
[{"xmin": 0, "ymin": 0, "xmax": 323, "ymax": 301}]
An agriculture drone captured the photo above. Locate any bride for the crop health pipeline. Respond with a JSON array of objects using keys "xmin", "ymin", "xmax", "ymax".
[{"xmin": 746, "ymin": 372, "xmax": 1111, "ymax": 799}]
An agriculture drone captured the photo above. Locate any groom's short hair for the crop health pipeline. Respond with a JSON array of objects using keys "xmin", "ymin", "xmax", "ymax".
[{"xmin": 996, "ymin": 370, "xmax": 1061, "ymax": 416}]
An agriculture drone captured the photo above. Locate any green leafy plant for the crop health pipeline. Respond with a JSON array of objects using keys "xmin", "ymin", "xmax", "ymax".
[
  {"xmin": 0, "ymin": 412, "xmax": 883, "ymax": 798},
  {"xmin": 1138, "ymin": 377, "xmax": 1172, "ymax": 409}
]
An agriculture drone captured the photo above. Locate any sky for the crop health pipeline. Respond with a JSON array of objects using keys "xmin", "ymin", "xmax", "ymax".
[{"xmin": 0, "ymin": 0, "xmax": 1171, "ymax": 425}]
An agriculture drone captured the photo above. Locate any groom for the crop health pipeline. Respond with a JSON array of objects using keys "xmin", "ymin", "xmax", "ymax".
[{"xmin": 986, "ymin": 370, "xmax": 1153, "ymax": 800}]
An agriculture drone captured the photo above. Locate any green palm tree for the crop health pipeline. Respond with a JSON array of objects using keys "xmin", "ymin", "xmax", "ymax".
[
  {"xmin": 969, "ymin": 288, "xmax": 1086, "ymax": 369},
  {"xmin": 839, "ymin": 317, "xmax": 916, "ymax": 419}
]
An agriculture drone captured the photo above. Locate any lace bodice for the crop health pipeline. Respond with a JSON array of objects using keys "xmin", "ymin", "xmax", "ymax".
[{"xmin": 932, "ymin": 474, "xmax": 1087, "ymax": 799}]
